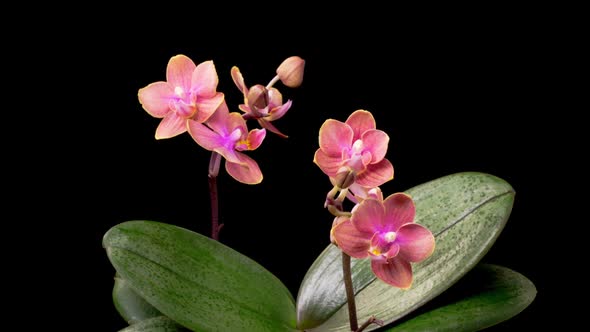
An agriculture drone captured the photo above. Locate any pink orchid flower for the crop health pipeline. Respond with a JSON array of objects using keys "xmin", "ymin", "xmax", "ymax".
[
  {"xmin": 231, "ymin": 66, "xmax": 292, "ymax": 138},
  {"xmin": 314, "ymin": 110, "xmax": 394, "ymax": 188},
  {"xmin": 331, "ymin": 193, "xmax": 435, "ymax": 288},
  {"xmin": 138, "ymin": 54, "xmax": 224, "ymax": 139},
  {"xmin": 187, "ymin": 101, "xmax": 266, "ymax": 184}
]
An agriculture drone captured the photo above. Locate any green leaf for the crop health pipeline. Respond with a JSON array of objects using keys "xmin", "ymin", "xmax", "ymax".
[
  {"xmin": 384, "ymin": 264, "xmax": 537, "ymax": 332},
  {"xmin": 296, "ymin": 172, "xmax": 515, "ymax": 331},
  {"xmin": 113, "ymin": 274, "xmax": 162, "ymax": 324},
  {"xmin": 103, "ymin": 220, "xmax": 298, "ymax": 332},
  {"xmin": 118, "ymin": 316, "xmax": 188, "ymax": 332}
]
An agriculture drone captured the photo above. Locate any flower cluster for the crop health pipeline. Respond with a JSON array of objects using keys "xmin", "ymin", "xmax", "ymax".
[
  {"xmin": 138, "ymin": 54, "xmax": 305, "ymax": 184},
  {"xmin": 137, "ymin": 53, "xmax": 434, "ymax": 289},
  {"xmin": 315, "ymin": 110, "xmax": 435, "ymax": 288}
]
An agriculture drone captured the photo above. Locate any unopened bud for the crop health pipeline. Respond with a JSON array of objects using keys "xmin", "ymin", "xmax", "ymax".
[
  {"xmin": 276, "ymin": 56, "xmax": 305, "ymax": 88},
  {"xmin": 247, "ymin": 85, "xmax": 269, "ymax": 111},
  {"xmin": 334, "ymin": 167, "xmax": 356, "ymax": 189}
]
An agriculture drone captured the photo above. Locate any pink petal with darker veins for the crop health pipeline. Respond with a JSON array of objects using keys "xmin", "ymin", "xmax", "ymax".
[
  {"xmin": 371, "ymin": 258, "xmax": 413, "ymax": 289},
  {"xmin": 247, "ymin": 128, "xmax": 266, "ymax": 150},
  {"xmin": 225, "ymin": 153, "xmax": 263, "ymax": 184},
  {"xmin": 259, "ymin": 119, "xmax": 288, "ymax": 138},
  {"xmin": 166, "ymin": 55, "xmax": 196, "ymax": 90},
  {"xmin": 351, "ymin": 199, "xmax": 386, "ymax": 233},
  {"xmin": 313, "ymin": 149, "xmax": 343, "ymax": 177},
  {"xmin": 230, "ymin": 66, "xmax": 248, "ymax": 94},
  {"xmin": 397, "ymin": 223, "xmax": 435, "ymax": 262},
  {"xmin": 383, "ymin": 193, "xmax": 415, "ymax": 231},
  {"xmin": 331, "ymin": 219, "xmax": 372, "ymax": 258},
  {"xmin": 346, "ymin": 110, "xmax": 376, "ymax": 141},
  {"xmin": 194, "ymin": 93, "xmax": 224, "ymax": 123},
  {"xmin": 187, "ymin": 119, "xmax": 224, "ymax": 151},
  {"xmin": 355, "ymin": 158, "xmax": 394, "ymax": 187},
  {"xmin": 361, "ymin": 129, "xmax": 389, "ymax": 163},
  {"xmin": 204, "ymin": 101, "xmax": 230, "ymax": 134},
  {"xmin": 192, "ymin": 60, "xmax": 219, "ymax": 97},
  {"xmin": 266, "ymin": 99, "xmax": 292, "ymax": 121},
  {"xmin": 138, "ymin": 82, "xmax": 174, "ymax": 118},
  {"xmin": 155, "ymin": 113, "xmax": 188, "ymax": 139},
  {"xmin": 319, "ymin": 119, "xmax": 354, "ymax": 156}
]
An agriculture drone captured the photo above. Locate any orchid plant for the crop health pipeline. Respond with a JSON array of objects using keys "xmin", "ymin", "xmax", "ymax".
[{"xmin": 104, "ymin": 54, "xmax": 536, "ymax": 332}]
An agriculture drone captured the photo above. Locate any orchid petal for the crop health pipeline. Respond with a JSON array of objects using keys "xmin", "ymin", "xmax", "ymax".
[
  {"xmin": 351, "ymin": 199, "xmax": 386, "ymax": 233},
  {"xmin": 266, "ymin": 99, "xmax": 292, "ymax": 121},
  {"xmin": 385, "ymin": 243, "xmax": 401, "ymax": 259},
  {"xmin": 371, "ymin": 258, "xmax": 413, "ymax": 289},
  {"xmin": 267, "ymin": 87, "xmax": 283, "ymax": 107},
  {"xmin": 194, "ymin": 92, "xmax": 224, "ymax": 123},
  {"xmin": 155, "ymin": 113, "xmax": 188, "ymax": 139},
  {"xmin": 319, "ymin": 120, "xmax": 354, "ymax": 156},
  {"xmin": 187, "ymin": 119, "xmax": 223, "ymax": 151},
  {"xmin": 192, "ymin": 60, "xmax": 218, "ymax": 97},
  {"xmin": 397, "ymin": 223, "xmax": 435, "ymax": 262},
  {"xmin": 138, "ymin": 82, "xmax": 174, "ymax": 118},
  {"xmin": 383, "ymin": 193, "xmax": 416, "ymax": 231},
  {"xmin": 225, "ymin": 153, "xmax": 263, "ymax": 184},
  {"xmin": 215, "ymin": 147, "xmax": 244, "ymax": 165},
  {"xmin": 346, "ymin": 110, "xmax": 376, "ymax": 141},
  {"xmin": 331, "ymin": 219, "xmax": 372, "ymax": 259},
  {"xmin": 230, "ymin": 66, "xmax": 248, "ymax": 94},
  {"xmin": 203, "ymin": 100, "xmax": 230, "ymax": 134},
  {"xmin": 166, "ymin": 55, "xmax": 196, "ymax": 91},
  {"xmin": 361, "ymin": 150, "xmax": 373, "ymax": 167},
  {"xmin": 238, "ymin": 104, "xmax": 253, "ymax": 116},
  {"xmin": 259, "ymin": 119, "xmax": 288, "ymax": 138},
  {"xmin": 313, "ymin": 149, "xmax": 343, "ymax": 177},
  {"xmin": 247, "ymin": 128, "xmax": 266, "ymax": 150},
  {"xmin": 361, "ymin": 129, "xmax": 389, "ymax": 163},
  {"xmin": 227, "ymin": 112, "xmax": 248, "ymax": 136},
  {"xmin": 355, "ymin": 158, "xmax": 394, "ymax": 187}
]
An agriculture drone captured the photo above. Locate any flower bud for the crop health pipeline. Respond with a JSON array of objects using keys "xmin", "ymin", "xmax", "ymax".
[
  {"xmin": 334, "ymin": 167, "xmax": 356, "ymax": 189},
  {"xmin": 276, "ymin": 56, "xmax": 305, "ymax": 88},
  {"xmin": 247, "ymin": 84, "xmax": 269, "ymax": 112}
]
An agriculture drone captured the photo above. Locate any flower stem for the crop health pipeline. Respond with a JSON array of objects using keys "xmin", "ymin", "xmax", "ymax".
[
  {"xmin": 208, "ymin": 152, "xmax": 222, "ymax": 240},
  {"xmin": 266, "ymin": 75, "xmax": 280, "ymax": 89},
  {"xmin": 342, "ymin": 252, "xmax": 358, "ymax": 331}
]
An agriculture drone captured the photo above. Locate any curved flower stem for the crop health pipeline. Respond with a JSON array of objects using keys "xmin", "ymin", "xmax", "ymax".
[
  {"xmin": 208, "ymin": 152, "xmax": 222, "ymax": 240},
  {"xmin": 266, "ymin": 75, "xmax": 280, "ymax": 89},
  {"xmin": 342, "ymin": 252, "xmax": 358, "ymax": 331}
]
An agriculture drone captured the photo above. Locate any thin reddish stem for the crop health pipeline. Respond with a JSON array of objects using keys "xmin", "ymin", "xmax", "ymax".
[{"xmin": 208, "ymin": 152, "xmax": 222, "ymax": 240}]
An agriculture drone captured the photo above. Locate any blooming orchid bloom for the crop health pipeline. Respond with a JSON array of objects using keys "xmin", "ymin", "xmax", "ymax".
[
  {"xmin": 231, "ymin": 66, "xmax": 292, "ymax": 138},
  {"xmin": 314, "ymin": 110, "xmax": 394, "ymax": 188},
  {"xmin": 187, "ymin": 101, "xmax": 266, "ymax": 184},
  {"xmin": 331, "ymin": 193, "xmax": 435, "ymax": 288},
  {"xmin": 138, "ymin": 55, "xmax": 224, "ymax": 139}
]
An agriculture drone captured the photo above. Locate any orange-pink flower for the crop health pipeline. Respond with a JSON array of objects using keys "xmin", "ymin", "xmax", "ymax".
[
  {"xmin": 314, "ymin": 110, "xmax": 394, "ymax": 188},
  {"xmin": 188, "ymin": 101, "xmax": 265, "ymax": 184},
  {"xmin": 331, "ymin": 193, "xmax": 435, "ymax": 288},
  {"xmin": 138, "ymin": 54, "xmax": 224, "ymax": 139}
]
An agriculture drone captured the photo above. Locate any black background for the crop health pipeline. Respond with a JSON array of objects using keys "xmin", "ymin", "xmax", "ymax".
[{"xmin": 30, "ymin": 9, "xmax": 573, "ymax": 331}]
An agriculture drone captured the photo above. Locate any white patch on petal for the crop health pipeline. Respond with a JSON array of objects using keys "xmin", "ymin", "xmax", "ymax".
[
  {"xmin": 229, "ymin": 128, "xmax": 243, "ymax": 142},
  {"xmin": 384, "ymin": 231, "xmax": 397, "ymax": 243},
  {"xmin": 352, "ymin": 139, "xmax": 364, "ymax": 154}
]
